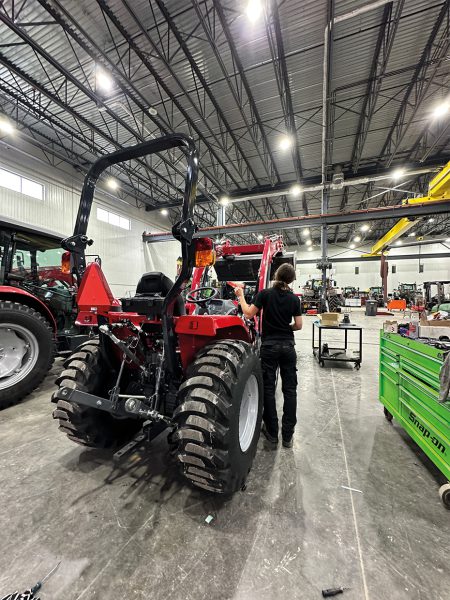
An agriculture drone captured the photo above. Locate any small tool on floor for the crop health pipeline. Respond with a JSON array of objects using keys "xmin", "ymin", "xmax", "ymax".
[
  {"xmin": 1, "ymin": 561, "xmax": 61, "ymax": 600},
  {"xmin": 30, "ymin": 561, "xmax": 61, "ymax": 596},
  {"xmin": 322, "ymin": 587, "xmax": 347, "ymax": 597}
]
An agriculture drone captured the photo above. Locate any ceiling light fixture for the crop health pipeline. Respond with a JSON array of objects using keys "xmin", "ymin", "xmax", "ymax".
[
  {"xmin": 428, "ymin": 217, "xmax": 435, "ymax": 223},
  {"xmin": 290, "ymin": 184, "xmax": 302, "ymax": 196},
  {"xmin": 391, "ymin": 167, "xmax": 405, "ymax": 181},
  {"xmin": 395, "ymin": 240, "xmax": 402, "ymax": 246},
  {"xmin": 257, "ymin": 233, "xmax": 263, "ymax": 240},
  {"xmin": 360, "ymin": 224, "xmax": 370, "ymax": 232},
  {"xmin": 96, "ymin": 68, "xmax": 114, "ymax": 92},
  {"xmin": 0, "ymin": 117, "xmax": 15, "ymax": 135},
  {"xmin": 302, "ymin": 228, "xmax": 310, "ymax": 237},
  {"xmin": 354, "ymin": 236, "xmax": 361, "ymax": 243},
  {"xmin": 307, "ymin": 247, "xmax": 313, "ymax": 252},
  {"xmin": 160, "ymin": 208, "xmax": 169, "ymax": 216},
  {"xmin": 245, "ymin": 0, "xmax": 262, "ymax": 22},
  {"xmin": 432, "ymin": 102, "xmax": 449, "ymax": 119},
  {"xmin": 278, "ymin": 135, "xmax": 293, "ymax": 151},
  {"xmin": 305, "ymin": 239, "xmax": 312, "ymax": 246},
  {"xmin": 408, "ymin": 232, "xmax": 416, "ymax": 237},
  {"xmin": 219, "ymin": 195, "xmax": 230, "ymax": 206},
  {"xmin": 349, "ymin": 243, "xmax": 356, "ymax": 249},
  {"xmin": 106, "ymin": 178, "xmax": 118, "ymax": 191}
]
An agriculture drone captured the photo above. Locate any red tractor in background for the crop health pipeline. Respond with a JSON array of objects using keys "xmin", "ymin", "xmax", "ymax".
[
  {"xmin": 52, "ymin": 134, "xmax": 294, "ymax": 494},
  {"xmin": 0, "ymin": 218, "xmax": 88, "ymax": 408}
]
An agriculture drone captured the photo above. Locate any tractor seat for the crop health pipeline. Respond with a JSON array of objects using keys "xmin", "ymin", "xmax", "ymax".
[{"xmin": 121, "ymin": 272, "xmax": 185, "ymax": 317}]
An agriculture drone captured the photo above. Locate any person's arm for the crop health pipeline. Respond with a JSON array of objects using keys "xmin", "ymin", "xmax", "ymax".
[
  {"xmin": 291, "ymin": 296, "xmax": 303, "ymax": 331},
  {"xmin": 292, "ymin": 315, "xmax": 303, "ymax": 331},
  {"xmin": 235, "ymin": 287, "xmax": 260, "ymax": 319}
]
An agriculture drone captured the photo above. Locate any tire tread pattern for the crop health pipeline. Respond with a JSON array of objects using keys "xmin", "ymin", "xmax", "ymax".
[
  {"xmin": 52, "ymin": 339, "xmax": 139, "ymax": 448},
  {"xmin": 175, "ymin": 340, "xmax": 261, "ymax": 494}
]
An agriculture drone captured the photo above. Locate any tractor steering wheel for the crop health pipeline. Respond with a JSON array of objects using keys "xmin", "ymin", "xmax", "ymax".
[{"xmin": 186, "ymin": 286, "xmax": 219, "ymax": 308}]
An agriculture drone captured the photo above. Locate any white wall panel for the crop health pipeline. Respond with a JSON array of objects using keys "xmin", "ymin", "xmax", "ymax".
[
  {"xmin": 0, "ymin": 149, "xmax": 176, "ymax": 297},
  {"xmin": 292, "ymin": 244, "xmax": 450, "ymax": 292}
]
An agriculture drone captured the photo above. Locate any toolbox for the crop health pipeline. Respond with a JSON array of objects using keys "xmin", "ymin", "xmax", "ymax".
[{"xmin": 379, "ymin": 331, "xmax": 450, "ymax": 505}]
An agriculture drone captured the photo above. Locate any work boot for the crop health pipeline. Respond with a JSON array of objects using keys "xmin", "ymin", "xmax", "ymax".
[
  {"xmin": 261, "ymin": 423, "xmax": 278, "ymax": 444},
  {"xmin": 282, "ymin": 436, "xmax": 294, "ymax": 448}
]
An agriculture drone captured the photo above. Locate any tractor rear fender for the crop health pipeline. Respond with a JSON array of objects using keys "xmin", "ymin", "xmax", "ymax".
[
  {"xmin": 175, "ymin": 314, "xmax": 252, "ymax": 371},
  {"xmin": 0, "ymin": 285, "xmax": 57, "ymax": 335}
]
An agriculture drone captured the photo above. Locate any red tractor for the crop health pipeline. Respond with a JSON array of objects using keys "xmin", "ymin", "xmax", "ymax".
[
  {"xmin": 0, "ymin": 218, "xmax": 88, "ymax": 408},
  {"xmin": 52, "ymin": 134, "xmax": 294, "ymax": 494}
]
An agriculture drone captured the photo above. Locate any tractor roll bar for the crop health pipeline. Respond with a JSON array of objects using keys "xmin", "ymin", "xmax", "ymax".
[
  {"xmin": 64, "ymin": 133, "xmax": 199, "ymax": 377},
  {"xmin": 64, "ymin": 133, "xmax": 198, "ymax": 277}
]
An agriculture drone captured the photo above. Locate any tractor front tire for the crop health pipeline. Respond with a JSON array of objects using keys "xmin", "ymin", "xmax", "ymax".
[
  {"xmin": 174, "ymin": 340, "xmax": 263, "ymax": 494},
  {"xmin": 52, "ymin": 339, "xmax": 140, "ymax": 448},
  {"xmin": 0, "ymin": 301, "xmax": 54, "ymax": 409}
]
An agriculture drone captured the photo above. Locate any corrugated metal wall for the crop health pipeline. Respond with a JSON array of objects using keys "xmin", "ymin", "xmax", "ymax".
[{"xmin": 0, "ymin": 150, "xmax": 179, "ymax": 297}]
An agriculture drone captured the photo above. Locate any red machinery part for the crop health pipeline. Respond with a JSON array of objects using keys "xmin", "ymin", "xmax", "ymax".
[
  {"xmin": 0, "ymin": 285, "xmax": 58, "ymax": 335},
  {"xmin": 75, "ymin": 262, "xmax": 121, "ymax": 325},
  {"xmin": 175, "ymin": 314, "xmax": 252, "ymax": 371}
]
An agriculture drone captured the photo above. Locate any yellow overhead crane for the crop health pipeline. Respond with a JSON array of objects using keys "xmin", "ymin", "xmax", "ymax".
[{"xmin": 364, "ymin": 161, "xmax": 450, "ymax": 256}]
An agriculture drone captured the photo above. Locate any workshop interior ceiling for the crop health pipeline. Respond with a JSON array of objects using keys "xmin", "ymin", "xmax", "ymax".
[{"xmin": 0, "ymin": 0, "xmax": 449, "ymax": 246}]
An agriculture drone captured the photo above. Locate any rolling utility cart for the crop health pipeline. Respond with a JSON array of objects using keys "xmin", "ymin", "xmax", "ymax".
[
  {"xmin": 312, "ymin": 322, "xmax": 362, "ymax": 369},
  {"xmin": 379, "ymin": 331, "xmax": 450, "ymax": 506}
]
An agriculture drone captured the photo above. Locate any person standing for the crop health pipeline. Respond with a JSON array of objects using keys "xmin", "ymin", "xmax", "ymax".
[{"xmin": 235, "ymin": 264, "xmax": 302, "ymax": 447}]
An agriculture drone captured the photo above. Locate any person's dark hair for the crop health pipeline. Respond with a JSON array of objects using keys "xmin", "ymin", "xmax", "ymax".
[{"xmin": 272, "ymin": 263, "xmax": 296, "ymax": 290}]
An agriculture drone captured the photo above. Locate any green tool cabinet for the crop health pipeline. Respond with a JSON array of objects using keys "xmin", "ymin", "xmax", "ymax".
[{"xmin": 379, "ymin": 331, "xmax": 450, "ymax": 506}]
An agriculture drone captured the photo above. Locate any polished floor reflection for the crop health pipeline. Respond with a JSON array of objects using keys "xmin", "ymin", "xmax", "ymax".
[{"xmin": 0, "ymin": 312, "xmax": 447, "ymax": 600}]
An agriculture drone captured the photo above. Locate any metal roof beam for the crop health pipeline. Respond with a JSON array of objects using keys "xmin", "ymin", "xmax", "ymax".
[
  {"xmin": 207, "ymin": 0, "xmax": 279, "ymax": 186},
  {"xmin": 100, "ymin": 0, "xmax": 250, "ymax": 192},
  {"xmin": 0, "ymin": 58, "xmax": 185, "ymax": 207},
  {"xmin": 153, "ymin": 0, "xmax": 260, "ymax": 190},
  {"xmin": 36, "ymin": 0, "xmax": 232, "ymax": 198},
  {"xmin": 204, "ymin": 0, "xmax": 302, "ymax": 245},
  {"xmin": 350, "ymin": 1, "xmax": 404, "ymax": 173},
  {"xmin": 0, "ymin": 9, "xmax": 196, "ymax": 203},
  {"xmin": 143, "ymin": 200, "xmax": 450, "ymax": 242},
  {"xmin": 297, "ymin": 251, "xmax": 450, "ymax": 264},
  {"xmin": 265, "ymin": 0, "xmax": 307, "ymax": 215},
  {"xmin": 380, "ymin": 0, "xmax": 450, "ymax": 167}
]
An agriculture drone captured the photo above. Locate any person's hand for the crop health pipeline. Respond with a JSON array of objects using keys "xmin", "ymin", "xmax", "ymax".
[{"xmin": 234, "ymin": 287, "xmax": 244, "ymax": 299}]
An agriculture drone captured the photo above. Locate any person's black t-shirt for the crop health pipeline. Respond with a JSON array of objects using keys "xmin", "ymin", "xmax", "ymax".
[{"xmin": 253, "ymin": 286, "xmax": 302, "ymax": 342}]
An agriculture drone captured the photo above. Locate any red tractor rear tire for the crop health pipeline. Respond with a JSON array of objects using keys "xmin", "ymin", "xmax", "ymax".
[
  {"xmin": 174, "ymin": 340, "xmax": 263, "ymax": 494},
  {"xmin": 52, "ymin": 338, "xmax": 140, "ymax": 448}
]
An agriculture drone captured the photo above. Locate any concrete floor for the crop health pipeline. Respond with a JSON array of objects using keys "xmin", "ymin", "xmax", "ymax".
[{"xmin": 0, "ymin": 312, "xmax": 448, "ymax": 600}]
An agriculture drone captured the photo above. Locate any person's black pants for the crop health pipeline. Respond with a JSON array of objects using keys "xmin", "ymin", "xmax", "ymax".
[{"xmin": 260, "ymin": 341, "xmax": 298, "ymax": 439}]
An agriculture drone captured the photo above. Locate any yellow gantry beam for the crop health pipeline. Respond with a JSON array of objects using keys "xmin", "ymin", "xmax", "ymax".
[
  {"xmin": 364, "ymin": 161, "xmax": 450, "ymax": 256},
  {"xmin": 428, "ymin": 160, "xmax": 450, "ymax": 199},
  {"xmin": 366, "ymin": 218, "xmax": 415, "ymax": 256}
]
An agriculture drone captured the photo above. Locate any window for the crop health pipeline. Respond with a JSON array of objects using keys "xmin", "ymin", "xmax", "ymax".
[
  {"xmin": 419, "ymin": 263, "xmax": 424, "ymax": 274},
  {"xmin": 0, "ymin": 169, "xmax": 20, "ymax": 192},
  {"xmin": 0, "ymin": 167, "xmax": 44, "ymax": 200},
  {"xmin": 392, "ymin": 265, "xmax": 396, "ymax": 274},
  {"xmin": 21, "ymin": 178, "xmax": 44, "ymax": 199},
  {"xmin": 96, "ymin": 206, "xmax": 130, "ymax": 230},
  {"xmin": 355, "ymin": 266, "xmax": 359, "ymax": 275}
]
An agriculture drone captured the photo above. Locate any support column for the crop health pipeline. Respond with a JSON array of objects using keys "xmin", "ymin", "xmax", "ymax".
[{"xmin": 216, "ymin": 205, "xmax": 226, "ymax": 227}]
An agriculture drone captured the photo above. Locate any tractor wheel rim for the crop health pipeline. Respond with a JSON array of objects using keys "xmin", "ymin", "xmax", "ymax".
[
  {"xmin": 0, "ymin": 324, "xmax": 39, "ymax": 390},
  {"xmin": 239, "ymin": 374, "xmax": 259, "ymax": 452}
]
